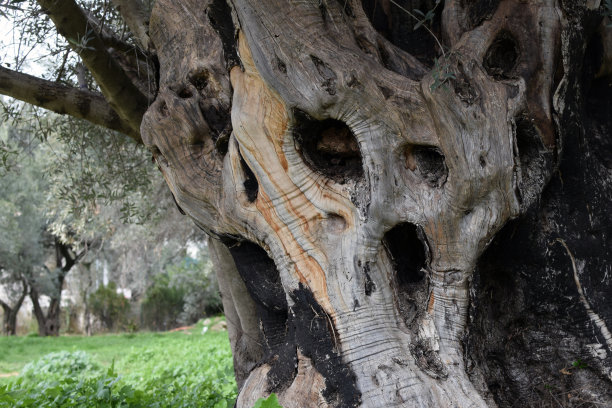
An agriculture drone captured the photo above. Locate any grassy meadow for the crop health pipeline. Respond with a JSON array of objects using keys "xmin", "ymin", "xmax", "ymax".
[{"xmin": 0, "ymin": 317, "xmax": 238, "ymax": 407}]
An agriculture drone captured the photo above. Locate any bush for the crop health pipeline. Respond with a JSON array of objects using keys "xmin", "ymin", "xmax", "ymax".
[
  {"xmin": 20, "ymin": 351, "xmax": 101, "ymax": 381},
  {"xmin": 88, "ymin": 282, "xmax": 130, "ymax": 331},
  {"xmin": 141, "ymin": 256, "xmax": 222, "ymax": 330},
  {"xmin": 141, "ymin": 274, "xmax": 185, "ymax": 331}
]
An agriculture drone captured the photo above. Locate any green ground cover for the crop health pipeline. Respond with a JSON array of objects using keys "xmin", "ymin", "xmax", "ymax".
[{"xmin": 0, "ymin": 318, "xmax": 238, "ymax": 407}]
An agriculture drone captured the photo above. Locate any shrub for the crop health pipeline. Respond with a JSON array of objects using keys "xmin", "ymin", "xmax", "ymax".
[
  {"xmin": 141, "ymin": 256, "xmax": 222, "ymax": 330},
  {"xmin": 20, "ymin": 350, "xmax": 101, "ymax": 381},
  {"xmin": 0, "ymin": 335, "xmax": 237, "ymax": 408},
  {"xmin": 141, "ymin": 274, "xmax": 185, "ymax": 331},
  {"xmin": 88, "ymin": 282, "xmax": 130, "ymax": 331}
]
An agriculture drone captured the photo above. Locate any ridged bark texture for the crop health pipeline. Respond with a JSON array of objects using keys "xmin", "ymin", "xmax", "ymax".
[{"xmin": 141, "ymin": 0, "xmax": 612, "ymax": 406}]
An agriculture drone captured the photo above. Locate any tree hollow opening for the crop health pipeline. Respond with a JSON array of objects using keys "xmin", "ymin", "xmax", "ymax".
[
  {"xmin": 383, "ymin": 222, "xmax": 428, "ymax": 285},
  {"xmin": 238, "ymin": 150, "xmax": 258, "ymax": 202},
  {"xmin": 293, "ymin": 111, "xmax": 363, "ymax": 183},
  {"xmin": 405, "ymin": 145, "xmax": 448, "ymax": 188},
  {"xmin": 484, "ymin": 31, "xmax": 519, "ymax": 79}
]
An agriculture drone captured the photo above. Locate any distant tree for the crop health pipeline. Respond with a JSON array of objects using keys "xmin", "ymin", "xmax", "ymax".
[
  {"xmin": 0, "ymin": 127, "xmax": 48, "ymax": 335},
  {"xmin": 0, "ymin": 124, "xmax": 90, "ymax": 336},
  {"xmin": 0, "ymin": 275, "xmax": 27, "ymax": 335}
]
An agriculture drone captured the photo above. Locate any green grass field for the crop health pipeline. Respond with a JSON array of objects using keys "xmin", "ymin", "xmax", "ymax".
[{"xmin": 0, "ymin": 318, "xmax": 239, "ymax": 407}]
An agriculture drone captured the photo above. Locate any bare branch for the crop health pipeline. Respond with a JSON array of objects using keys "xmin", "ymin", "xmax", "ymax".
[
  {"xmin": 36, "ymin": 0, "xmax": 150, "ymax": 136},
  {"xmin": 111, "ymin": 0, "xmax": 151, "ymax": 50},
  {"xmin": 0, "ymin": 65, "xmax": 140, "ymax": 140}
]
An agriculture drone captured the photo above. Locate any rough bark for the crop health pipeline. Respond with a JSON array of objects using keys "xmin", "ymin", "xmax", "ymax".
[
  {"xmin": 140, "ymin": 0, "xmax": 612, "ymax": 406},
  {"xmin": 110, "ymin": 0, "xmax": 151, "ymax": 50},
  {"xmin": 0, "ymin": 66, "xmax": 137, "ymax": 139},
  {"xmin": 36, "ymin": 0, "xmax": 150, "ymax": 137},
  {"xmin": 1, "ymin": 0, "xmax": 611, "ymax": 406}
]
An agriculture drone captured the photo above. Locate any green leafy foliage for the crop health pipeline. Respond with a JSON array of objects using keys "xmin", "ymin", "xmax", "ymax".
[
  {"xmin": 88, "ymin": 282, "xmax": 131, "ymax": 331},
  {"xmin": 142, "ymin": 255, "xmax": 222, "ymax": 330},
  {"xmin": 430, "ymin": 57, "xmax": 456, "ymax": 91},
  {"xmin": 252, "ymin": 394, "xmax": 284, "ymax": 408},
  {"xmin": 141, "ymin": 273, "xmax": 186, "ymax": 331},
  {"xmin": 20, "ymin": 351, "xmax": 101, "ymax": 381},
  {"xmin": 0, "ymin": 329, "xmax": 237, "ymax": 407}
]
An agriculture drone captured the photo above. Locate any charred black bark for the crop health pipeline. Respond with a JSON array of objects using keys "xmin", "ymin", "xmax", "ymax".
[
  {"xmin": 225, "ymin": 239, "xmax": 360, "ymax": 406},
  {"xmin": 468, "ymin": 10, "xmax": 612, "ymax": 406}
]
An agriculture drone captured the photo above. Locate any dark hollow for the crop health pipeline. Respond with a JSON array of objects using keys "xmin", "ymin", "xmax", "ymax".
[
  {"xmin": 484, "ymin": 31, "xmax": 519, "ymax": 79},
  {"xmin": 239, "ymin": 151, "xmax": 259, "ymax": 202},
  {"xmin": 408, "ymin": 145, "xmax": 448, "ymax": 188},
  {"xmin": 360, "ymin": 0, "xmax": 442, "ymax": 66},
  {"xmin": 177, "ymin": 87, "xmax": 193, "ymax": 98},
  {"xmin": 513, "ymin": 113, "xmax": 551, "ymax": 209},
  {"xmin": 383, "ymin": 222, "xmax": 428, "ymax": 285},
  {"xmin": 190, "ymin": 71, "xmax": 209, "ymax": 91},
  {"xmin": 293, "ymin": 111, "xmax": 363, "ymax": 183}
]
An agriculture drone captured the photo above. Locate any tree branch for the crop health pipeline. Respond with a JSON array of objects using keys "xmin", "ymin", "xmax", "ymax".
[
  {"xmin": 111, "ymin": 0, "xmax": 151, "ymax": 50},
  {"xmin": 14, "ymin": 279, "xmax": 27, "ymax": 311},
  {"xmin": 36, "ymin": 0, "xmax": 150, "ymax": 136},
  {"xmin": 0, "ymin": 299, "xmax": 9, "ymax": 312},
  {"xmin": 0, "ymin": 66, "xmax": 140, "ymax": 140}
]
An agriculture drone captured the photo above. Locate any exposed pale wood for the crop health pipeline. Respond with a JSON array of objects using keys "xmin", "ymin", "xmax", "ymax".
[{"xmin": 141, "ymin": 0, "xmax": 610, "ymax": 406}]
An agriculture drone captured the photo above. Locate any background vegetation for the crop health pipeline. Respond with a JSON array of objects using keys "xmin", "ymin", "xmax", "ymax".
[{"xmin": 0, "ymin": 319, "xmax": 238, "ymax": 407}]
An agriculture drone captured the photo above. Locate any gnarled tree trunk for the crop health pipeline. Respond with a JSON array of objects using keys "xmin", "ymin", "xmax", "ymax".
[
  {"xmin": 139, "ymin": 1, "xmax": 612, "ymax": 406},
  {"xmin": 1, "ymin": 0, "xmax": 610, "ymax": 406}
]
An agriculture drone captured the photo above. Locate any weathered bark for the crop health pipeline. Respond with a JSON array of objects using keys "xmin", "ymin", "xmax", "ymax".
[
  {"xmin": 140, "ymin": 0, "xmax": 612, "ymax": 406},
  {"xmin": 34, "ymin": 0, "xmax": 151, "ymax": 138},
  {"xmin": 0, "ymin": 279, "xmax": 27, "ymax": 336},
  {"xmin": 1, "ymin": 0, "xmax": 611, "ymax": 406},
  {"xmin": 110, "ymin": 0, "xmax": 151, "ymax": 50},
  {"xmin": 209, "ymin": 237, "xmax": 263, "ymax": 388}
]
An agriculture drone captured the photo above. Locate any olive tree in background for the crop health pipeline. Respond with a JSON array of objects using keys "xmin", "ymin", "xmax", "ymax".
[{"xmin": 0, "ymin": 0, "xmax": 611, "ymax": 406}]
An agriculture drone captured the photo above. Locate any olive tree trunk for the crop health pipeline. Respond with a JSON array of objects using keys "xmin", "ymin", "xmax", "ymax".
[
  {"xmin": 1, "ymin": 0, "xmax": 609, "ymax": 406},
  {"xmin": 139, "ymin": 1, "xmax": 612, "ymax": 406},
  {"xmin": 0, "ymin": 279, "xmax": 27, "ymax": 336}
]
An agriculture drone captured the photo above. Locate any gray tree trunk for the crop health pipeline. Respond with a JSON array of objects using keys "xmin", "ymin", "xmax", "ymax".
[
  {"xmin": 140, "ymin": 1, "xmax": 612, "ymax": 406},
  {"xmin": 0, "ymin": 280, "xmax": 27, "ymax": 336},
  {"xmin": 0, "ymin": 0, "xmax": 609, "ymax": 406}
]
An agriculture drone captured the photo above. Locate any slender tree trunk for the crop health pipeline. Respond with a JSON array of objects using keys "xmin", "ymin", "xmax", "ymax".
[
  {"xmin": 0, "ymin": 279, "xmax": 28, "ymax": 335},
  {"xmin": 29, "ymin": 286, "xmax": 48, "ymax": 337},
  {"xmin": 44, "ymin": 298, "xmax": 62, "ymax": 336}
]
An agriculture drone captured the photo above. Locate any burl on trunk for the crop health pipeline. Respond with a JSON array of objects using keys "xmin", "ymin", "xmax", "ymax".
[{"xmin": 142, "ymin": 0, "xmax": 611, "ymax": 406}]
